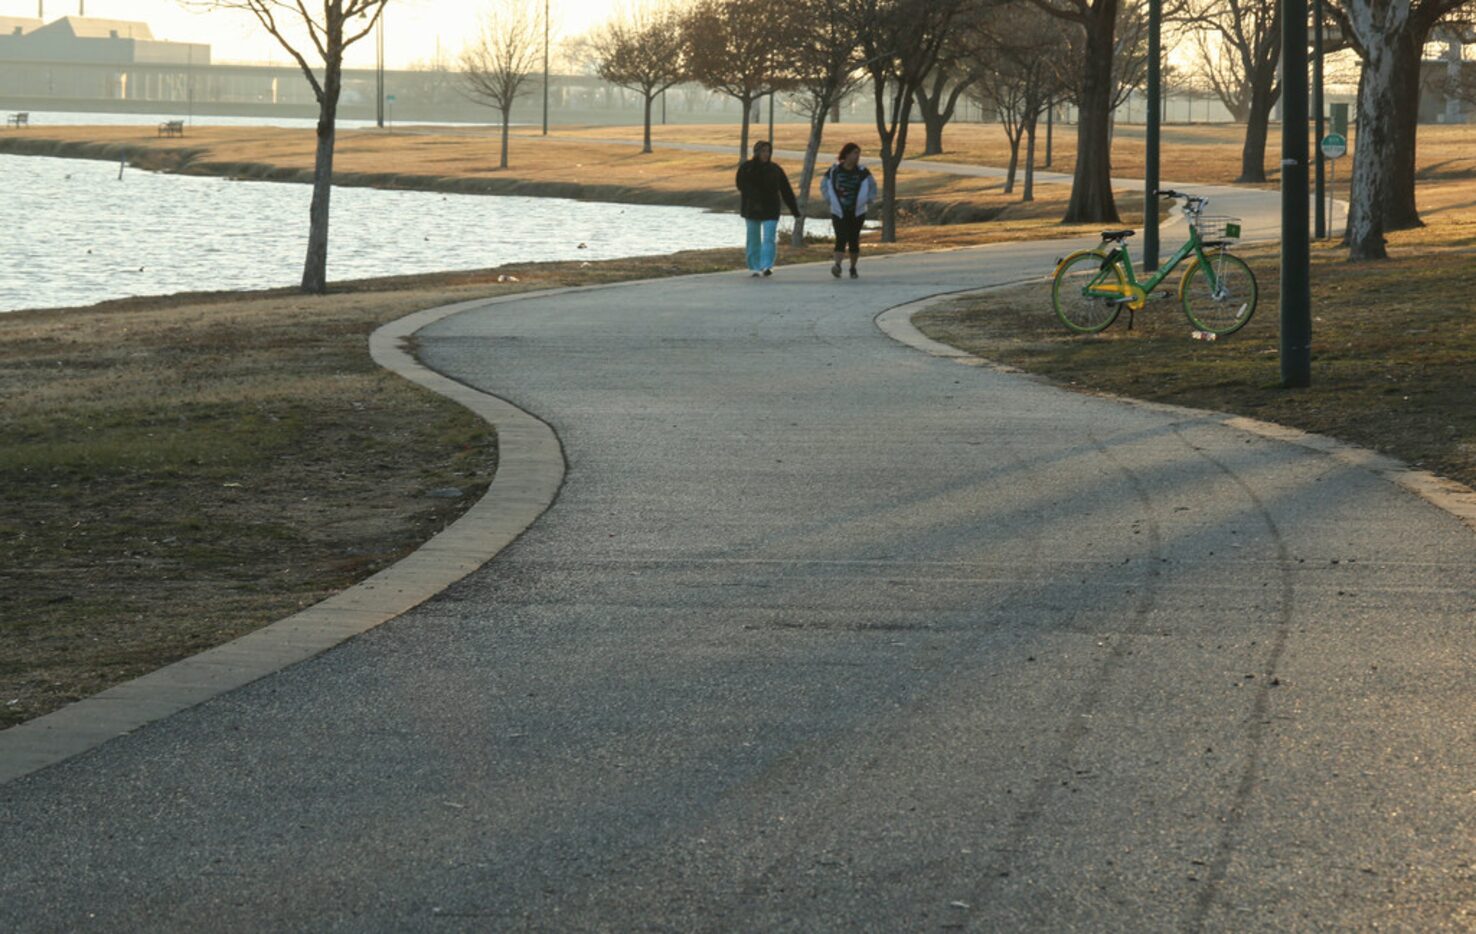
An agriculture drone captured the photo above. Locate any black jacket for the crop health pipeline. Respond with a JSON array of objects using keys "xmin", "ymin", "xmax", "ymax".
[{"xmin": 735, "ymin": 158, "xmax": 800, "ymax": 221}]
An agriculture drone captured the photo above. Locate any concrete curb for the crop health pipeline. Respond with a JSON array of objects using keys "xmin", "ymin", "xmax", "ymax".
[
  {"xmin": 876, "ymin": 288, "xmax": 1476, "ymax": 536},
  {"xmin": 0, "ymin": 296, "xmax": 567, "ymax": 787}
]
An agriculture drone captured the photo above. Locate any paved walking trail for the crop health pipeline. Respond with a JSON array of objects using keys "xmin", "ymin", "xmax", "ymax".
[{"xmin": 3, "ymin": 182, "xmax": 1474, "ymax": 930}]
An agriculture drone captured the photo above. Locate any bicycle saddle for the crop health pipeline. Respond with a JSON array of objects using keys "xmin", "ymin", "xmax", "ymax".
[{"xmin": 1100, "ymin": 229, "xmax": 1135, "ymax": 241}]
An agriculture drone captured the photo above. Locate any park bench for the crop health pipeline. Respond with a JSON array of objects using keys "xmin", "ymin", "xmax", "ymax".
[
  {"xmin": 158, "ymin": 120, "xmax": 185, "ymax": 138},
  {"xmin": 6, "ymin": 112, "xmax": 28, "ymax": 128}
]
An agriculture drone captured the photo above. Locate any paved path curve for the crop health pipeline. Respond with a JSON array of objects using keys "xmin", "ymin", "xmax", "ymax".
[{"xmin": 2, "ymin": 189, "xmax": 1474, "ymax": 930}]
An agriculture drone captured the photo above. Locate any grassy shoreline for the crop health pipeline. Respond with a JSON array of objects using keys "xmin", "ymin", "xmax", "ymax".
[{"xmin": 0, "ymin": 125, "xmax": 1080, "ymax": 227}]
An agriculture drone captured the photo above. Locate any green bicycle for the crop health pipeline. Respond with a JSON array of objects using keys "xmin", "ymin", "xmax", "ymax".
[{"xmin": 1051, "ymin": 189, "xmax": 1258, "ymax": 336}]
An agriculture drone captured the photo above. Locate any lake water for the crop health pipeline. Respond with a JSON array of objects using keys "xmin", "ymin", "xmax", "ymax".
[
  {"xmin": 1, "ymin": 153, "xmax": 756, "ymax": 313},
  {"xmin": 12, "ymin": 110, "xmax": 514, "ymax": 130}
]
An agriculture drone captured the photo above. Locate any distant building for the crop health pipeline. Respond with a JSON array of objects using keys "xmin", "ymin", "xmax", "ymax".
[
  {"xmin": 0, "ymin": 16, "xmax": 43, "ymax": 36},
  {"xmin": 0, "ymin": 16, "xmax": 208, "ymax": 65},
  {"xmin": 0, "ymin": 16, "xmax": 209, "ymax": 104}
]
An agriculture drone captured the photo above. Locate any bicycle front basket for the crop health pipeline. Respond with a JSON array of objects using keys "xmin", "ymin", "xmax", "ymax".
[{"xmin": 1197, "ymin": 216, "xmax": 1243, "ymax": 242}]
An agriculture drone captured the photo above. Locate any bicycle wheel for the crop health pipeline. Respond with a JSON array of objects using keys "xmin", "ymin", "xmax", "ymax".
[
  {"xmin": 1052, "ymin": 251, "xmax": 1125, "ymax": 334},
  {"xmin": 1181, "ymin": 251, "xmax": 1258, "ymax": 336}
]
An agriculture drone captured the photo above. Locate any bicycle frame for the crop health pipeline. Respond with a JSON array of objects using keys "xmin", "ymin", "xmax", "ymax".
[{"xmin": 1101, "ymin": 222, "xmax": 1221, "ymax": 298}]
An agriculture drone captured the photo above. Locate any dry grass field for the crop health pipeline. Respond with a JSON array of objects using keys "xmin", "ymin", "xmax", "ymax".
[{"xmin": 552, "ymin": 120, "xmax": 1476, "ymax": 193}]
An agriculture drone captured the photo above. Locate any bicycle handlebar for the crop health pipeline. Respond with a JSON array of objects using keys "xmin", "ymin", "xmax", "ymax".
[{"xmin": 1152, "ymin": 189, "xmax": 1209, "ymax": 211}]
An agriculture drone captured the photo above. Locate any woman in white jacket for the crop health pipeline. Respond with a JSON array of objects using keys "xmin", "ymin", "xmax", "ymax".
[{"xmin": 818, "ymin": 142, "xmax": 878, "ymax": 279}]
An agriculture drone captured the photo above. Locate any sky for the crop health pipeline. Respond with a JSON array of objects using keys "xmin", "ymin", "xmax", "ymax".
[{"xmin": 20, "ymin": 1, "xmax": 622, "ymax": 69}]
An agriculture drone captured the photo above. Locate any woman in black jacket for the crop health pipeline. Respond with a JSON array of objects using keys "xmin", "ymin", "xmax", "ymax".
[{"xmin": 735, "ymin": 140, "xmax": 801, "ymax": 277}]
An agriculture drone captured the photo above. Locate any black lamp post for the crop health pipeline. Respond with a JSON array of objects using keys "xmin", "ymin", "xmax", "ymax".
[
  {"xmin": 1144, "ymin": 0, "xmax": 1162, "ymax": 272},
  {"xmin": 1313, "ymin": 0, "xmax": 1327, "ymax": 239},
  {"xmin": 376, "ymin": 12, "xmax": 385, "ymax": 129},
  {"xmin": 542, "ymin": 0, "xmax": 550, "ymax": 136},
  {"xmin": 1281, "ymin": 0, "xmax": 1312, "ymax": 387}
]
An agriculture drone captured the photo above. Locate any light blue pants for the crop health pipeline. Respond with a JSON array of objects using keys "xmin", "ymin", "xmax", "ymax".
[{"xmin": 745, "ymin": 219, "xmax": 778, "ymax": 272}]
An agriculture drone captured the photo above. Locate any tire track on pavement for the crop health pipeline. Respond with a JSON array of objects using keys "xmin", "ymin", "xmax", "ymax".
[
  {"xmin": 1171, "ymin": 426, "xmax": 1298, "ymax": 932},
  {"xmin": 959, "ymin": 430, "xmax": 1168, "ymax": 913}
]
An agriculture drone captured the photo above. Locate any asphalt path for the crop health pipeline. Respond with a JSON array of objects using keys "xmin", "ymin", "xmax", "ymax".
[{"xmin": 2, "ymin": 186, "xmax": 1474, "ymax": 930}]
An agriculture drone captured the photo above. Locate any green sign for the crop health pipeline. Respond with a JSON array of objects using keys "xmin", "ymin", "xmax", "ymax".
[
  {"xmin": 1330, "ymin": 102, "xmax": 1349, "ymax": 137},
  {"xmin": 1320, "ymin": 133, "xmax": 1348, "ymax": 159},
  {"xmin": 386, "ymin": 94, "xmax": 396, "ymax": 103}
]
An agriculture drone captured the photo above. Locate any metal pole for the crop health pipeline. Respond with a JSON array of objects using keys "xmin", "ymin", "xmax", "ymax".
[
  {"xmin": 1313, "ymin": 0, "xmax": 1327, "ymax": 238},
  {"xmin": 1144, "ymin": 0, "xmax": 1162, "ymax": 271},
  {"xmin": 376, "ymin": 13, "xmax": 384, "ymax": 128},
  {"xmin": 768, "ymin": 92, "xmax": 775, "ymax": 143},
  {"xmin": 1281, "ymin": 0, "xmax": 1312, "ymax": 388},
  {"xmin": 542, "ymin": 0, "xmax": 550, "ymax": 136},
  {"xmin": 1045, "ymin": 101, "xmax": 1053, "ymax": 167},
  {"xmin": 1328, "ymin": 158, "xmax": 1336, "ymax": 238}
]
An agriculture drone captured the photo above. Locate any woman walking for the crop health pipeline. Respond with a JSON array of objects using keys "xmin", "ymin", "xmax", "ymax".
[
  {"xmin": 819, "ymin": 143, "xmax": 877, "ymax": 279},
  {"xmin": 735, "ymin": 140, "xmax": 801, "ymax": 277}
]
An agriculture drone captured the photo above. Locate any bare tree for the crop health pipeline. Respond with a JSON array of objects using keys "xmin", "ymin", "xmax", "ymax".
[
  {"xmin": 975, "ymin": 8, "xmax": 1074, "ymax": 201},
  {"xmin": 786, "ymin": 0, "xmax": 866, "ymax": 246},
  {"xmin": 589, "ymin": 3, "xmax": 689, "ymax": 153},
  {"xmin": 1191, "ymin": 34, "xmax": 1246, "ymax": 119},
  {"xmin": 913, "ymin": 3, "xmax": 993, "ymax": 156},
  {"xmin": 1425, "ymin": 21, "xmax": 1476, "ymax": 110},
  {"xmin": 683, "ymin": 0, "xmax": 796, "ymax": 162},
  {"xmin": 461, "ymin": 0, "xmax": 543, "ymax": 169},
  {"xmin": 1027, "ymin": 0, "xmax": 1124, "ymax": 222},
  {"xmin": 1329, "ymin": 0, "xmax": 1473, "ymax": 260},
  {"xmin": 1107, "ymin": 1, "xmax": 1153, "ymax": 114},
  {"xmin": 1182, "ymin": 0, "xmax": 1280, "ymax": 183},
  {"xmin": 972, "ymin": 8, "xmax": 1071, "ymax": 199},
  {"xmin": 190, "ymin": 0, "xmax": 390, "ymax": 294},
  {"xmin": 853, "ymin": 0, "xmax": 971, "ymax": 242}
]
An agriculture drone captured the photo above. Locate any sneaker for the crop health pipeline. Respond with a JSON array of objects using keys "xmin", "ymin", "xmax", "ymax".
[
  {"xmin": 750, "ymin": 271, "xmax": 761, "ymax": 277},
  {"xmin": 762, "ymin": 268, "xmax": 773, "ymax": 277},
  {"xmin": 849, "ymin": 267, "xmax": 859, "ymax": 279},
  {"xmin": 830, "ymin": 262, "xmax": 842, "ymax": 278}
]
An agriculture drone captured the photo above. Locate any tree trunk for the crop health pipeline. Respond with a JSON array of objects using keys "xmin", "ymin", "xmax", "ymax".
[
  {"xmin": 1347, "ymin": 37, "xmax": 1397, "ymax": 260},
  {"xmin": 1238, "ymin": 83, "xmax": 1276, "ymax": 183},
  {"xmin": 875, "ymin": 98, "xmax": 914, "ymax": 244},
  {"xmin": 500, "ymin": 110, "xmax": 510, "ymax": 169},
  {"xmin": 1383, "ymin": 28, "xmax": 1425, "ymax": 231},
  {"xmin": 1023, "ymin": 114, "xmax": 1037, "ymax": 203},
  {"xmin": 1003, "ymin": 127, "xmax": 1022, "ymax": 194},
  {"xmin": 792, "ymin": 107, "xmax": 828, "ymax": 247},
  {"xmin": 880, "ymin": 155, "xmax": 900, "ymax": 242},
  {"xmin": 642, "ymin": 93, "xmax": 654, "ymax": 154},
  {"xmin": 301, "ymin": 55, "xmax": 342, "ymax": 294},
  {"xmin": 738, "ymin": 94, "xmax": 753, "ymax": 163},
  {"xmin": 1064, "ymin": 0, "xmax": 1121, "ymax": 224},
  {"xmin": 915, "ymin": 88, "xmax": 946, "ymax": 156}
]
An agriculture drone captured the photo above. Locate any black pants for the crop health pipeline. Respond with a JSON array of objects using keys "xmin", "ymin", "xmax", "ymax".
[{"xmin": 831, "ymin": 213, "xmax": 863, "ymax": 256}]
